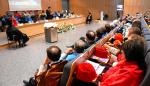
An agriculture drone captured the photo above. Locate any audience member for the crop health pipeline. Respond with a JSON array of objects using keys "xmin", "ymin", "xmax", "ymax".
[
  {"xmin": 80, "ymin": 30, "xmax": 96, "ymax": 48},
  {"xmin": 105, "ymin": 24, "xmax": 112, "ymax": 33},
  {"xmin": 37, "ymin": 46, "xmax": 62, "ymax": 75},
  {"xmin": 72, "ymin": 62, "xmax": 97, "ymax": 86},
  {"xmin": 132, "ymin": 20, "xmax": 142, "ymax": 31},
  {"xmin": 95, "ymin": 27, "xmax": 106, "ymax": 42},
  {"xmin": 127, "ymin": 27, "xmax": 142, "ymax": 37},
  {"xmin": 6, "ymin": 20, "xmax": 29, "ymax": 47},
  {"xmin": 23, "ymin": 46, "xmax": 68, "ymax": 86},
  {"xmin": 40, "ymin": 10, "xmax": 46, "ymax": 20},
  {"xmin": 65, "ymin": 40, "xmax": 86, "ymax": 61}
]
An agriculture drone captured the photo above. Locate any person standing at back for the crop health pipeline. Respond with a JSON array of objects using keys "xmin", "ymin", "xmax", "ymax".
[
  {"xmin": 86, "ymin": 12, "xmax": 93, "ymax": 24},
  {"xmin": 46, "ymin": 6, "xmax": 53, "ymax": 19}
]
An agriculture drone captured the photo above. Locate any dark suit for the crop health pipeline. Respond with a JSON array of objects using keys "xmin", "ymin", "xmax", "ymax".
[{"xmin": 86, "ymin": 15, "xmax": 92, "ymax": 24}]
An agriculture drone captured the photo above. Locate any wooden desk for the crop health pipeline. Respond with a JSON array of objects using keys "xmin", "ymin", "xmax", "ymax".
[{"xmin": 18, "ymin": 17, "xmax": 86, "ymax": 37}]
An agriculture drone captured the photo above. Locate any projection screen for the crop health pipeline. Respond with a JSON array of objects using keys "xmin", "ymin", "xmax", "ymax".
[{"xmin": 8, "ymin": 0, "xmax": 42, "ymax": 11}]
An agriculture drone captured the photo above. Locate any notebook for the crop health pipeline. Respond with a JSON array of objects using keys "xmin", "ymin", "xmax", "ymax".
[{"xmin": 86, "ymin": 60, "xmax": 105, "ymax": 75}]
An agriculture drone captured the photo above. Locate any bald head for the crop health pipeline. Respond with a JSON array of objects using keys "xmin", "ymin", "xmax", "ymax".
[
  {"xmin": 86, "ymin": 30, "xmax": 96, "ymax": 41},
  {"xmin": 46, "ymin": 46, "xmax": 61, "ymax": 61}
]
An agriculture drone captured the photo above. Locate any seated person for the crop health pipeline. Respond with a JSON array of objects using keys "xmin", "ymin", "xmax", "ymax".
[
  {"xmin": 126, "ymin": 27, "xmax": 142, "ymax": 37},
  {"xmin": 62, "ymin": 40, "xmax": 86, "ymax": 61},
  {"xmin": 86, "ymin": 12, "xmax": 93, "ymax": 24},
  {"xmin": 37, "ymin": 46, "xmax": 64, "ymax": 75},
  {"xmin": 40, "ymin": 10, "xmax": 46, "ymax": 20},
  {"xmin": 72, "ymin": 62, "xmax": 97, "ymax": 86},
  {"xmin": 23, "ymin": 46, "xmax": 68, "ymax": 86},
  {"xmin": 132, "ymin": 20, "xmax": 142, "ymax": 31},
  {"xmin": 6, "ymin": 20, "xmax": 29, "ymax": 47},
  {"xmin": 95, "ymin": 27, "xmax": 106, "ymax": 42},
  {"xmin": 80, "ymin": 30, "xmax": 96, "ymax": 48},
  {"xmin": 105, "ymin": 24, "xmax": 112, "ymax": 33},
  {"xmin": 74, "ymin": 35, "xmax": 147, "ymax": 86},
  {"xmin": 106, "ymin": 33, "xmax": 124, "ymax": 47}
]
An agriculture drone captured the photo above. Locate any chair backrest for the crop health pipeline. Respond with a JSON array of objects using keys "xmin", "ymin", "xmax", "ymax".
[
  {"xmin": 140, "ymin": 18, "xmax": 150, "ymax": 86},
  {"xmin": 35, "ymin": 60, "xmax": 67, "ymax": 86},
  {"xmin": 140, "ymin": 52, "xmax": 150, "ymax": 86}
]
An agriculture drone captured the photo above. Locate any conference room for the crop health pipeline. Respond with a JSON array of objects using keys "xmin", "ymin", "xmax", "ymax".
[{"xmin": 0, "ymin": 0, "xmax": 150, "ymax": 86}]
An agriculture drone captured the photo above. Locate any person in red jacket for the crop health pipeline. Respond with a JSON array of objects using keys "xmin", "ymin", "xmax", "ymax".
[
  {"xmin": 99, "ymin": 35, "xmax": 147, "ymax": 86},
  {"xmin": 74, "ymin": 35, "xmax": 146, "ymax": 86}
]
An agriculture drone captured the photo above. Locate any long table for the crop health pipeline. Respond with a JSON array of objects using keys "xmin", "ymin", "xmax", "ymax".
[{"xmin": 19, "ymin": 16, "xmax": 86, "ymax": 37}]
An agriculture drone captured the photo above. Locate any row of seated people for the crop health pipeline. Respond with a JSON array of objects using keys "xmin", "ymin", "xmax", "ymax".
[
  {"xmin": 22, "ymin": 21, "xmax": 114, "ymax": 86},
  {"xmin": 23, "ymin": 15, "xmax": 149, "ymax": 86},
  {"xmin": 0, "ymin": 8, "xmax": 75, "ymax": 32},
  {"xmin": 59, "ymin": 16, "xmax": 149, "ymax": 86}
]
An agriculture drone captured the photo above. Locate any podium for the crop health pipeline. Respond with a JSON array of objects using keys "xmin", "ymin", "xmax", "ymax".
[{"xmin": 44, "ymin": 27, "xmax": 58, "ymax": 43}]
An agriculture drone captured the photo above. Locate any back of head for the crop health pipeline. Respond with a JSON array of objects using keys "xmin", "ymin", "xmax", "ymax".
[
  {"xmin": 46, "ymin": 46, "xmax": 61, "ymax": 61},
  {"xmin": 96, "ymin": 27, "xmax": 105, "ymax": 38},
  {"xmin": 105, "ymin": 24, "xmax": 111, "ymax": 33},
  {"xmin": 128, "ymin": 27, "xmax": 142, "ymax": 37},
  {"xmin": 74, "ymin": 40, "xmax": 86, "ymax": 53},
  {"xmin": 86, "ymin": 30, "xmax": 96, "ymax": 41},
  {"xmin": 122, "ymin": 34, "xmax": 147, "ymax": 72},
  {"xmin": 132, "ymin": 20, "xmax": 142, "ymax": 31}
]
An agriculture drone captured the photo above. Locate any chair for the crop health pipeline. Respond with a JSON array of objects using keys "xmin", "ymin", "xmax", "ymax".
[
  {"xmin": 35, "ymin": 60, "xmax": 67, "ymax": 86},
  {"xmin": 140, "ymin": 52, "xmax": 150, "ymax": 86},
  {"xmin": 7, "ymin": 34, "xmax": 18, "ymax": 48}
]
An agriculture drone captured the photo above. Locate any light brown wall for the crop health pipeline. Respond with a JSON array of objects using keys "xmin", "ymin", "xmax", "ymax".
[
  {"xmin": 70, "ymin": 0, "xmax": 117, "ymax": 20},
  {"xmin": 0, "ymin": 0, "xmax": 9, "ymax": 15},
  {"xmin": 124, "ymin": 0, "xmax": 150, "ymax": 16},
  {"xmin": 0, "ymin": 0, "xmax": 62, "ymax": 15}
]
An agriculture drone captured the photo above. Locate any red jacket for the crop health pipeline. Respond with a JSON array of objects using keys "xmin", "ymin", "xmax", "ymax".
[{"xmin": 100, "ymin": 61, "xmax": 143, "ymax": 86}]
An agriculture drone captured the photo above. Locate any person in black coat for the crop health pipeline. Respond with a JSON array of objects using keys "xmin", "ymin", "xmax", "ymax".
[
  {"xmin": 6, "ymin": 20, "xmax": 29, "ymax": 47},
  {"xmin": 46, "ymin": 6, "xmax": 53, "ymax": 19},
  {"xmin": 86, "ymin": 12, "xmax": 93, "ymax": 24}
]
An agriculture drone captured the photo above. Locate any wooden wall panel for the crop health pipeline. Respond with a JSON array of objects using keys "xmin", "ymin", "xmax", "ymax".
[
  {"xmin": 0, "ymin": 0, "xmax": 9, "ymax": 15},
  {"xmin": 48, "ymin": 0, "xmax": 62, "ymax": 12},
  {"xmin": 0, "ymin": 0, "xmax": 62, "ymax": 15},
  {"xmin": 124, "ymin": 0, "xmax": 150, "ymax": 16},
  {"xmin": 70, "ymin": 0, "xmax": 117, "ymax": 20}
]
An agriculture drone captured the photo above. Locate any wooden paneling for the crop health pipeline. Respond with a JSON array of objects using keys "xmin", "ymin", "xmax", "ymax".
[
  {"xmin": 48, "ymin": 0, "xmax": 62, "ymax": 11},
  {"xmin": 124, "ymin": 0, "xmax": 150, "ymax": 16},
  {"xmin": 0, "ymin": 0, "xmax": 9, "ymax": 15},
  {"xmin": 0, "ymin": 0, "xmax": 62, "ymax": 15},
  {"xmin": 69, "ymin": 0, "xmax": 117, "ymax": 20}
]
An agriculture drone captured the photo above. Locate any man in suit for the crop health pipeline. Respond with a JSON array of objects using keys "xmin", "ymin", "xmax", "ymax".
[
  {"xmin": 86, "ymin": 12, "xmax": 93, "ymax": 24},
  {"xmin": 46, "ymin": 6, "xmax": 53, "ymax": 19}
]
